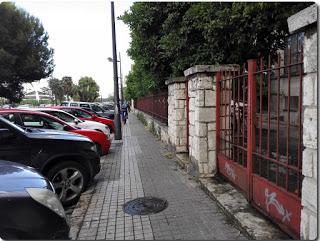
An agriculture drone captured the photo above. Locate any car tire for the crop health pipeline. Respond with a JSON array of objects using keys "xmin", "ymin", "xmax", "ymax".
[{"xmin": 46, "ymin": 161, "xmax": 89, "ymax": 206}]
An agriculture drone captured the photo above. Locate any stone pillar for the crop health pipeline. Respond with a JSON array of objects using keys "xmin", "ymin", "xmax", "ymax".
[
  {"xmin": 184, "ymin": 65, "xmax": 239, "ymax": 178},
  {"xmin": 165, "ymin": 77, "xmax": 188, "ymax": 153},
  {"xmin": 288, "ymin": 4, "xmax": 317, "ymax": 240}
]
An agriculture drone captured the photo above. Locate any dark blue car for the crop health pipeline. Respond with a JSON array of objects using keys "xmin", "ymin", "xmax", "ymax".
[{"xmin": 0, "ymin": 160, "xmax": 69, "ymax": 239}]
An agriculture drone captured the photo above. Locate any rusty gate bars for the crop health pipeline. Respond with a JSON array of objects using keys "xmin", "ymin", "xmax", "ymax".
[
  {"xmin": 267, "ymin": 55, "xmax": 271, "ymax": 180},
  {"xmin": 297, "ymin": 47, "xmax": 303, "ymax": 197},
  {"xmin": 286, "ymin": 47, "xmax": 291, "ymax": 191},
  {"xmin": 247, "ymin": 59, "xmax": 257, "ymax": 201},
  {"xmin": 136, "ymin": 91, "xmax": 168, "ymax": 124},
  {"xmin": 259, "ymin": 57, "xmax": 263, "ymax": 176},
  {"xmin": 215, "ymin": 72, "xmax": 221, "ymax": 170}
]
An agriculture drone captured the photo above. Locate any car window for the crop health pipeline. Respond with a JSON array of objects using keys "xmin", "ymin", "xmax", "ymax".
[
  {"xmin": 21, "ymin": 114, "xmax": 65, "ymax": 130},
  {"xmin": 70, "ymin": 103, "xmax": 78, "ymax": 107},
  {"xmin": 45, "ymin": 111, "xmax": 75, "ymax": 123},
  {"xmin": 79, "ymin": 103, "xmax": 90, "ymax": 108},
  {"xmin": 0, "ymin": 113, "xmax": 15, "ymax": 123},
  {"xmin": 70, "ymin": 109, "xmax": 92, "ymax": 118},
  {"xmin": 61, "ymin": 102, "xmax": 68, "ymax": 106},
  {"xmin": 91, "ymin": 105, "xmax": 103, "ymax": 112},
  {"xmin": 20, "ymin": 114, "xmax": 44, "ymax": 127}
]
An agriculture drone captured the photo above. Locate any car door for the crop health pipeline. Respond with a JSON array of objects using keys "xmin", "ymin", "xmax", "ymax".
[{"xmin": 0, "ymin": 117, "xmax": 31, "ymax": 165}]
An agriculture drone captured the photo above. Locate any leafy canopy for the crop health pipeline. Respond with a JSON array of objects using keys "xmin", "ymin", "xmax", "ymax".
[
  {"xmin": 0, "ymin": 2, "xmax": 54, "ymax": 102},
  {"xmin": 77, "ymin": 77, "xmax": 100, "ymax": 102},
  {"xmin": 120, "ymin": 2, "xmax": 311, "ymax": 99}
]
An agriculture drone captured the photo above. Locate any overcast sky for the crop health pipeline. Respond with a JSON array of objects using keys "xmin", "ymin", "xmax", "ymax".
[{"xmin": 12, "ymin": 0, "xmax": 134, "ymax": 98}]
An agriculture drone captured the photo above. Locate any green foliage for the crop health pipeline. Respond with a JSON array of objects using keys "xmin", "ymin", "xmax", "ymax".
[
  {"xmin": 120, "ymin": 2, "xmax": 311, "ymax": 99},
  {"xmin": 61, "ymin": 76, "xmax": 76, "ymax": 100},
  {"xmin": 136, "ymin": 112, "xmax": 147, "ymax": 126},
  {"xmin": 20, "ymin": 99, "xmax": 52, "ymax": 106},
  {"xmin": 77, "ymin": 76, "xmax": 100, "ymax": 102},
  {"xmin": 48, "ymin": 78, "xmax": 64, "ymax": 104},
  {"xmin": 0, "ymin": 2, "xmax": 54, "ymax": 102}
]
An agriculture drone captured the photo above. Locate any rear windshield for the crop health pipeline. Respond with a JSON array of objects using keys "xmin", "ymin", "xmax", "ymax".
[
  {"xmin": 63, "ymin": 108, "xmax": 91, "ymax": 118},
  {"xmin": 44, "ymin": 111, "xmax": 76, "ymax": 123}
]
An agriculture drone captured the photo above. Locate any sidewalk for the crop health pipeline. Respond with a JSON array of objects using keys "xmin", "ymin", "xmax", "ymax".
[{"xmin": 69, "ymin": 114, "xmax": 247, "ymax": 240}]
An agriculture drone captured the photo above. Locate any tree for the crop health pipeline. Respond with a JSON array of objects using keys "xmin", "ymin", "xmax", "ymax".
[
  {"xmin": 120, "ymin": 2, "xmax": 311, "ymax": 99},
  {"xmin": 77, "ymin": 77, "xmax": 100, "ymax": 102},
  {"xmin": 48, "ymin": 78, "xmax": 64, "ymax": 104},
  {"xmin": 41, "ymin": 86, "xmax": 54, "ymax": 104},
  {"xmin": 0, "ymin": 2, "xmax": 54, "ymax": 102},
  {"xmin": 61, "ymin": 76, "xmax": 76, "ymax": 100}
]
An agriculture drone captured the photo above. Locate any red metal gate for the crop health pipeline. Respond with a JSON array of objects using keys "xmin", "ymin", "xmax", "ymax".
[{"xmin": 216, "ymin": 48, "xmax": 303, "ymax": 238}]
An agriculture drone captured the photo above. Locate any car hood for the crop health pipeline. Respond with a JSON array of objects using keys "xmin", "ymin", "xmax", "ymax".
[
  {"xmin": 72, "ymin": 120, "xmax": 109, "ymax": 135},
  {"xmin": 25, "ymin": 128, "xmax": 91, "ymax": 142},
  {"xmin": 0, "ymin": 161, "xmax": 53, "ymax": 192}
]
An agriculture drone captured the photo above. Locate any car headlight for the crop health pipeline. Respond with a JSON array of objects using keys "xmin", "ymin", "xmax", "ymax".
[
  {"xmin": 26, "ymin": 188, "xmax": 66, "ymax": 219},
  {"xmin": 90, "ymin": 143, "xmax": 98, "ymax": 153},
  {"xmin": 104, "ymin": 125, "xmax": 110, "ymax": 135}
]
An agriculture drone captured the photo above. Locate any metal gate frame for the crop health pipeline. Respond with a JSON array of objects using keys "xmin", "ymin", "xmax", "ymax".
[{"xmin": 216, "ymin": 49, "xmax": 303, "ymax": 239}]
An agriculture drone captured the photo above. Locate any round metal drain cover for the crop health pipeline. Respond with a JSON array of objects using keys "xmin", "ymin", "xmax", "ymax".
[{"xmin": 123, "ymin": 197, "xmax": 168, "ymax": 215}]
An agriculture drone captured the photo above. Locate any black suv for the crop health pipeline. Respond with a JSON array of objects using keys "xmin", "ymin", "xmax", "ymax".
[{"xmin": 0, "ymin": 116, "xmax": 100, "ymax": 205}]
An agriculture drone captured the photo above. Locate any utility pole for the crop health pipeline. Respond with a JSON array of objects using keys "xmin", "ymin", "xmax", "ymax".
[
  {"xmin": 110, "ymin": 1, "xmax": 122, "ymax": 140},
  {"xmin": 119, "ymin": 52, "xmax": 124, "ymax": 105}
]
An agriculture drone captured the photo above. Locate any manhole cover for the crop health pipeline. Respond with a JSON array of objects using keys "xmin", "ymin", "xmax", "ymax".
[{"xmin": 123, "ymin": 197, "xmax": 168, "ymax": 215}]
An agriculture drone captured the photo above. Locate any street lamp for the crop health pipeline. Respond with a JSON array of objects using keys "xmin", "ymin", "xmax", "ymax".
[
  {"xmin": 107, "ymin": 52, "xmax": 123, "ymax": 105},
  {"xmin": 110, "ymin": 1, "xmax": 122, "ymax": 140}
]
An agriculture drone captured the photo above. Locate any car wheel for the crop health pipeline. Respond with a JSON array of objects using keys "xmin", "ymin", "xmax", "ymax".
[
  {"xmin": 47, "ymin": 161, "xmax": 89, "ymax": 206},
  {"xmin": 95, "ymin": 142, "xmax": 103, "ymax": 156}
]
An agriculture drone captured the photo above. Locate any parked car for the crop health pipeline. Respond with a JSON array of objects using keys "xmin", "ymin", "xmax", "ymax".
[
  {"xmin": 34, "ymin": 108, "xmax": 111, "ymax": 137},
  {"xmin": 60, "ymin": 101, "xmax": 114, "ymax": 119},
  {"xmin": 0, "ymin": 160, "xmax": 69, "ymax": 239},
  {"xmin": 54, "ymin": 106, "xmax": 115, "ymax": 133},
  {"xmin": 0, "ymin": 115, "xmax": 100, "ymax": 205},
  {"xmin": 0, "ymin": 109, "xmax": 111, "ymax": 156}
]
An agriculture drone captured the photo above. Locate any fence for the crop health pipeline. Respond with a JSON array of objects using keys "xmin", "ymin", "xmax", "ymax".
[
  {"xmin": 216, "ymin": 46, "xmax": 303, "ymax": 238},
  {"xmin": 135, "ymin": 91, "xmax": 168, "ymax": 124}
]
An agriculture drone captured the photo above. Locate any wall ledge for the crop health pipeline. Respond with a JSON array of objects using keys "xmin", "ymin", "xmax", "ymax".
[
  {"xmin": 287, "ymin": 4, "xmax": 318, "ymax": 34},
  {"xmin": 184, "ymin": 65, "xmax": 239, "ymax": 77}
]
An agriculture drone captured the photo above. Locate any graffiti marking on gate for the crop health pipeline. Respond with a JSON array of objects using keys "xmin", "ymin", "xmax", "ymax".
[
  {"xmin": 224, "ymin": 163, "xmax": 236, "ymax": 181},
  {"xmin": 265, "ymin": 189, "xmax": 292, "ymax": 223}
]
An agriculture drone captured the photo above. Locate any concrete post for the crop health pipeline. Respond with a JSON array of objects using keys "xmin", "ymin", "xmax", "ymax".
[
  {"xmin": 165, "ymin": 77, "xmax": 188, "ymax": 153},
  {"xmin": 184, "ymin": 65, "xmax": 239, "ymax": 178},
  {"xmin": 288, "ymin": 4, "xmax": 318, "ymax": 240}
]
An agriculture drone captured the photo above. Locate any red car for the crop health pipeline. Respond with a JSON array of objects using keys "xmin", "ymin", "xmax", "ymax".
[
  {"xmin": 0, "ymin": 109, "xmax": 111, "ymax": 155},
  {"xmin": 53, "ymin": 106, "xmax": 115, "ymax": 133}
]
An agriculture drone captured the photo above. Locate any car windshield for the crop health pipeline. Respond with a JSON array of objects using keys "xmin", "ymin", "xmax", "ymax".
[
  {"xmin": 45, "ymin": 110, "xmax": 81, "ymax": 123},
  {"xmin": 0, "ymin": 115, "xmax": 26, "ymax": 134},
  {"xmin": 91, "ymin": 104, "xmax": 104, "ymax": 112},
  {"xmin": 64, "ymin": 109, "xmax": 92, "ymax": 118}
]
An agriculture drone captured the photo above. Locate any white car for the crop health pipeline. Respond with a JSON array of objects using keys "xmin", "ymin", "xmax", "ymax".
[{"xmin": 34, "ymin": 108, "xmax": 111, "ymax": 138}]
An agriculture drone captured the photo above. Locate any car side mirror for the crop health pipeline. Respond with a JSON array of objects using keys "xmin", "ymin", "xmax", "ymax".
[
  {"xmin": 92, "ymin": 114, "xmax": 97, "ymax": 119},
  {"xmin": 74, "ymin": 119, "xmax": 79, "ymax": 124},
  {"xmin": 0, "ymin": 129, "xmax": 16, "ymax": 143},
  {"xmin": 63, "ymin": 125, "xmax": 70, "ymax": 131}
]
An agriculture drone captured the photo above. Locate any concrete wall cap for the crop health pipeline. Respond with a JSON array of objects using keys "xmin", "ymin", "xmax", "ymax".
[
  {"xmin": 287, "ymin": 4, "xmax": 318, "ymax": 34},
  {"xmin": 165, "ymin": 76, "xmax": 186, "ymax": 85},
  {"xmin": 184, "ymin": 65, "xmax": 240, "ymax": 77}
]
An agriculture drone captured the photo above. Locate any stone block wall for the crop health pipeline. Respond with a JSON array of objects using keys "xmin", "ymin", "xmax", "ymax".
[
  {"xmin": 288, "ymin": 4, "xmax": 317, "ymax": 240},
  {"xmin": 184, "ymin": 65, "xmax": 239, "ymax": 178},
  {"xmin": 166, "ymin": 77, "xmax": 188, "ymax": 153}
]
